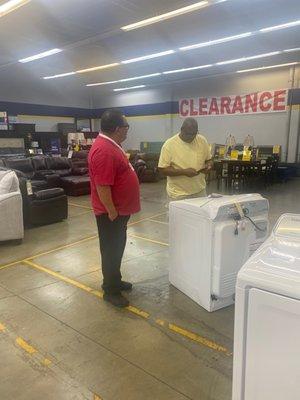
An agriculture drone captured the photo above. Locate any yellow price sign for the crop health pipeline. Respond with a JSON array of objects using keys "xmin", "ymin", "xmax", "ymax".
[
  {"xmin": 242, "ymin": 150, "xmax": 251, "ymax": 161},
  {"xmin": 273, "ymin": 145, "xmax": 280, "ymax": 154},
  {"xmin": 230, "ymin": 150, "xmax": 239, "ymax": 160},
  {"xmin": 219, "ymin": 146, "xmax": 225, "ymax": 156}
]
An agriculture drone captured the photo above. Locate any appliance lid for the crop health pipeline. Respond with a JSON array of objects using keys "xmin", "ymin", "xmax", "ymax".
[
  {"xmin": 274, "ymin": 214, "xmax": 300, "ymax": 241},
  {"xmin": 170, "ymin": 193, "xmax": 268, "ymax": 220}
]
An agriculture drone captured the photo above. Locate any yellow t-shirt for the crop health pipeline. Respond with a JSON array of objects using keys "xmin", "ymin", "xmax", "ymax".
[{"xmin": 158, "ymin": 133, "xmax": 211, "ymax": 199}]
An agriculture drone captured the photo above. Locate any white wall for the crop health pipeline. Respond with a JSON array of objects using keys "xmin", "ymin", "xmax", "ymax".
[{"xmin": 17, "ymin": 115, "xmax": 75, "ymax": 132}]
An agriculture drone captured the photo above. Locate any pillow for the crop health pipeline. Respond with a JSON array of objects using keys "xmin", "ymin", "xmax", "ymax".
[{"xmin": 0, "ymin": 171, "xmax": 16, "ymax": 195}]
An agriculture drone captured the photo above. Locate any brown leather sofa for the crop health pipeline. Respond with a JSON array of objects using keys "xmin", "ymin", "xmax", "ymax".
[{"xmin": 45, "ymin": 157, "xmax": 90, "ymax": 196}]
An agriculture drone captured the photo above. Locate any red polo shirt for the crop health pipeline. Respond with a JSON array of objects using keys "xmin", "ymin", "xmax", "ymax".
[{"xmin": 88, "ymin": 135, "xmax": 141, "ymax": 216}]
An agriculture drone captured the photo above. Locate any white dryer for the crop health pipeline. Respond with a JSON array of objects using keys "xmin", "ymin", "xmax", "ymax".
[
  {"xmin": 169, "ymin": 194, "xmax": 269, "ymax": 312},
  {"xmin": 232, "ymin": 214, "xmax": 300, "ymax": 400}
]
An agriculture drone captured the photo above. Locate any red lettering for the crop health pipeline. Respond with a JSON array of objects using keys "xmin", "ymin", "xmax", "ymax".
[
  {"xmin": 180, "ymin": 99, "xmax": 189, "ymax": 117},
  {"xmin": 190, "ymin": 99, "xmax": 198, "ymax": 116},
  {"xmin": 273, "ymin": 90, "xmax": 287, "ymax": 111},
  {"xmin": 245, "ymin": 93, "xmax": 258, "ymax": 113},
  {"xmin": 208, "ymin": 98, "xmax": 219, "ymax": 115},
  {"xmin": 259, "ymin": 92, "xmax": 272, "ymax": 112},
  {"xmin": 220, "ymin": 97, "xmax": 232, "ymax": 114},
  {"xmin": 199, "ymin": 98, "xmax": 208, "ymax": 115},
  {"xmin": 232, "ymin": 96, "xmax": 244, "ymax": 114}
]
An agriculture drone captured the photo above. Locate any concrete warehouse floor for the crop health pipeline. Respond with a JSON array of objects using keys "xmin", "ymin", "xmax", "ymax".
[{"xmin": 0, "ymin": 178, "xmax": 299, "ymax": 400}]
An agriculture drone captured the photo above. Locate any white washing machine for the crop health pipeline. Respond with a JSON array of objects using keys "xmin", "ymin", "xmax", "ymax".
[
  {"xmin": 169, "ymin": 194, "xmax": 269, "ymax": 312},
  {"xmin": 232, "ymin": 213, "xmax": 300, "ymax": 400}
]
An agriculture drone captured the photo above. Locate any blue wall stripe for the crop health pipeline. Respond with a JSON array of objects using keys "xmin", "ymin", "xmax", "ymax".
[{"xmin": 0, "ymin": 88, "xmax": 299, "ymax": 119}]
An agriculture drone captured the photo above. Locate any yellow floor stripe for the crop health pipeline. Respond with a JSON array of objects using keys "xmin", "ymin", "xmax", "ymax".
[
  {"xmin": 128, "ymin": 233, "xmax": 169, "ymax": 247},
  {"xmin": 24, "ymin": 260, "xmax": 102, "ymax": 297},
  {"xmin": 0, "ymin": 322, "xmax": 6, "ymax": 332},
  {"xmin": 94, "ymin": 395, "xmax": 103, "ymax": 400},
  {"xmin": 22, "ymin": 260, "xmax": 229, "ymax": 355},
  {"xmin": 148, "ymin": 219, "xmax": 169, "ymax": 225},
  {"xmin": 42, "ymin": 358, "xmax": 52, "ymax": 366},
  {"xmin": 168, "ymin": 324, "xmax": 229, "ymax": 354},
  {"xmin": 128, "ymin": 212, "xmax": 167, "ymax": 227},
  {"xmin": 16, "ymin": 337, "xmax": 37, "ymax": 355},
  {"xmin": 68, "ymin": 202, "xmax": 93, "ymax": 210}
]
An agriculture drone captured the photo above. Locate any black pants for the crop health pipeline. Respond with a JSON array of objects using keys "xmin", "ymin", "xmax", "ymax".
[{"xmin": 96, "ymin": 214, "xmax": 130, "ymax": 294}]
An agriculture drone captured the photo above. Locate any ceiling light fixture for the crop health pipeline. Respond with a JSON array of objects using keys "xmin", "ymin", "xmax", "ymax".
[
  {"xmin": 86, "ymin": 80, "xmax": 119, "ymax": 87},
  {"xmin": 113, "ymin": 85, "xmax": 146, "ymax": 92},
  {"xmin": 76, "ymin": 63, "xmax": 119, "ymax": 74},
  {"xmin": 121, "ymin": 50, "xmax": 175, "ymax": 64},
  {"xmin": 43, "ymin": 72, "xmax": 76, "ymax": 80},
  {"xmin": 19, "ymin": 48, "xmax": 62, "ymax": 63},
  {"xmin": 237, "ymin": 62, "xmax": 299, "ymax": 73},
  {"xmin": 121, "ymin": 1, "xmax": 209, "ymax": 31},
  {"xmin": 217, "ymin": 51, "xmax": 282, "ymax": 66},
  {"xmin": 163, "ymin": 64, "xmax": 213, "ymax": 75},
  {"xmin": 86, "ymin": 73, "xmax": 161, "ymax": 87},
  {"xmin": 216, "ymin": 57, "xmax": 247, "ymax": 66},
  {"xmin": 179, "ymin": 32, "xmax": 252, "ymax": 51},
  {"xmin": 284, "ymin": 47, "xmax": 300, "ymax": 53},
  {"xmin": 0, "ymin": 0, "xmax": 30, "ymax": 18},
  {"xmin": 260, "ymin": 20, "xmax": 300, "ymax": 33}
]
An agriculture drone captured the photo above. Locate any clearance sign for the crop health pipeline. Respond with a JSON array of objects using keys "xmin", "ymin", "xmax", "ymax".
[{"xmin": 179, "ymin": 89, "xmax": 288, "ymax": 117}]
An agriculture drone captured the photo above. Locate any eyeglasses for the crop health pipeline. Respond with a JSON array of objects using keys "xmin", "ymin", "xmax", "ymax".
[{"xmin": 120, "ymin": 124, "xmax": 130, "ymax": 129}]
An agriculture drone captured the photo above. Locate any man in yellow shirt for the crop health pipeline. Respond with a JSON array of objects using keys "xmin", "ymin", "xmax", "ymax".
[{"xmin": 158, "ymin": 118, "xmax": 212, "ymax": 200}]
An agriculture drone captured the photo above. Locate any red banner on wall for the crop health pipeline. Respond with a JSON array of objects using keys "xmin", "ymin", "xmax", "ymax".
[{"xmin": 179, "ymin": 89, "xmax": 288, "ymax": 117}]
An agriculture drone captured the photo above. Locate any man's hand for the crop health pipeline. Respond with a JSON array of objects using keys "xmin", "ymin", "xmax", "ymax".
[
  {"xmin": 184, "ymin": 168, "xmax": 199, "ymax": 177},
  {"xmin": 108, "ymin": 208, "xmax": 118, "ymax": 221}
]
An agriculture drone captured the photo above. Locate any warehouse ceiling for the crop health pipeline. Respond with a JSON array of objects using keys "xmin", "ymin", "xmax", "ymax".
[{"xmin": 0, "ymin": 0, "xmax": 299, "ymax": 106}]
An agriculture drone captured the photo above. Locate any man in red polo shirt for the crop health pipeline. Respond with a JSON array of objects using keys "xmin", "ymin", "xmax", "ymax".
[{"xmin": 88, "ymin": 109, "xmax": 140, "ymax": 307}]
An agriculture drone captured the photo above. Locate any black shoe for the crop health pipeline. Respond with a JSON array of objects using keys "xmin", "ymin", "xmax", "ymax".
[
  {"xmin": 101, "ymin": 281, "xmax": 133, "ymax": 292},
  {"xmin": 103, "ymin": 293, "xmax": 129, "ymax": 308},
  {"xmin": 120, "ymin": 281, "xmax": 133, "ymax": 291}
]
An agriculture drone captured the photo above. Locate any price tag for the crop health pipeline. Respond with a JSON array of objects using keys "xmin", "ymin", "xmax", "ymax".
[
  {"xmin": 242, "ymin": 150, "xmax": 251, "ymax": 161},
  {"xmin": 68, "ymin": 150, "xmax": 73, "ymax": 159},
  {"xmin": 219, "ymin": 146, "xmax": 225, "ymax": 156},
  {"xmin": 26, "ymin": 180, "xmax": 33, "ymax": 196},
  {"xmin": 230, "ymin": 150, "xmax": 239, "ymax": 160},
  {"xmin": 273, "ymin": 145, "xmax": 280, "ymax": 154}
]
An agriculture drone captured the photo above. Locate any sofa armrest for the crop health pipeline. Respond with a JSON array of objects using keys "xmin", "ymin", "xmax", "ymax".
[{"xmin": 0, "ymin": 191, "xmax": 21, "ymax": 202}]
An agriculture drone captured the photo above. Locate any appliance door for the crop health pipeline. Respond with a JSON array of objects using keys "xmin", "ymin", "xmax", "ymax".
[
  {"xmin": 212, "ymin": 220, "xmax": 255, "ymax": 298},
  {"xmin": 244, "ymin": 288, "xmax": 300, "ymax": 400}
]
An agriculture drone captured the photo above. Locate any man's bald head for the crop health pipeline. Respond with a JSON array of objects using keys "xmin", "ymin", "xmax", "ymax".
[{"xmin": 180, "ymin": 118, "xmax": 198, "ymax": 143}]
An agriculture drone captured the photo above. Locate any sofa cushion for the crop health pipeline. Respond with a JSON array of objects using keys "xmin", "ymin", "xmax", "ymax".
[
  {"xmin": 45, "ymin": 157, "xmax": 71, "ymax": 171},
  {"xmin": 32, "ymin": 157, "xmax": 48, "ymax": 171},
  {"xmin": 4, "ymin": 158, "xmax": 34, "ymax": 179}
]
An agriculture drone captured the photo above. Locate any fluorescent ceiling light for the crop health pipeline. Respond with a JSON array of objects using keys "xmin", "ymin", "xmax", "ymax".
[
  {"xmin": 76, "ymin": 63, "xmax": 119, "ymax": 74},
  {"xmin": 260, "ymin": 20, "xmax": 300, "ymax": 33},
  {"xmin": 284, "ymin": 47, "xmax": 300, "ymax": 53},
  {"xmin": 19, "ymin": 48, "xmax": 62, "ymax": 63},
  {"xmin": 180, "ymin": 32, "xmax": 252, "ymax": 51},
  {"xmin": 245, "ymin": 51, "xmax": 281, "ymax": 60},
  {"xmin": 0, "ymin": 0, "xmax": 30, "ymax": 18},
  {"xmin": 121, "ymin": 50, "xmax": 175, "ymax": 64},
  {"xmin": 86, "ymin": 80, "xmax": 119, "ymax": 87},
  {"xmin": 119, "ymin": 73, "xmax": 161, "ymax": 82},
  {"xmin": 121, "ymin": 1, "xmax": 209, "ymax": 31},
  {"xmin": 217, "ymin": 51, "xmax": 281, "ymax": 65},
  {"xmin": 163, "ymin": 64, "xmax": 213, "ymax": 75},
  {"xmin": 237, "ymin": 62, "xmax": 299, "ymax": 73},
  {"xmin": 216, "ymin": 57, "xmax": 247, "ymax": 66},
  {"xmin": 113, "ymin": 85, "xmax": 146, "ymax": 92},
  {"xmin": 43, "ymin": 72, "xmax": 76, "ymax": 80},
  {"xmin": 86, "ymin": 73, "xmax": 161, "ymax": 87}
]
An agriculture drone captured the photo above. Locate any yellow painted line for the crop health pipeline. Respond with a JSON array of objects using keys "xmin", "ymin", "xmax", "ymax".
[
  {"xmin": 42, "ymin": 358, "xmax": 52, "ymax": 366},
  {"xmin": 148, "ymin": 219, "xmax": 169, "ymax": 226},
  {"xmin": 128, "ymin": 212, "xmax": 167, "ymax": 227},
  {"xmin": 94, "ymin": 395, "xmax": 103, "ymax": 400},
  {"xmin": 168, "ymin": 323, "xmax": 229, "ymax": 354},
  {"xmin": 16, "ymin": 337, "xmax": 37, "ymax": 355},
  {"xmin": 24, "ymin": 260, "xmax": 102, "ymax": 296},
  {"xmin": 126, "ymin": 306, "xmax": 150, "ymax": 319},
  {"xmin": 22, "ymin": 260, "xmax": 229, "ymax": 355},
  {"xmin": 0, "ymin": 322, "xmax": 6, "ymax": 332},
  {"xmin": 68, "ymin": 202, "xmax": 93, "ymax": 210},
  {"xmin": 128, "ymin": 233, "xmax": 169, "ymax": 247}
]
